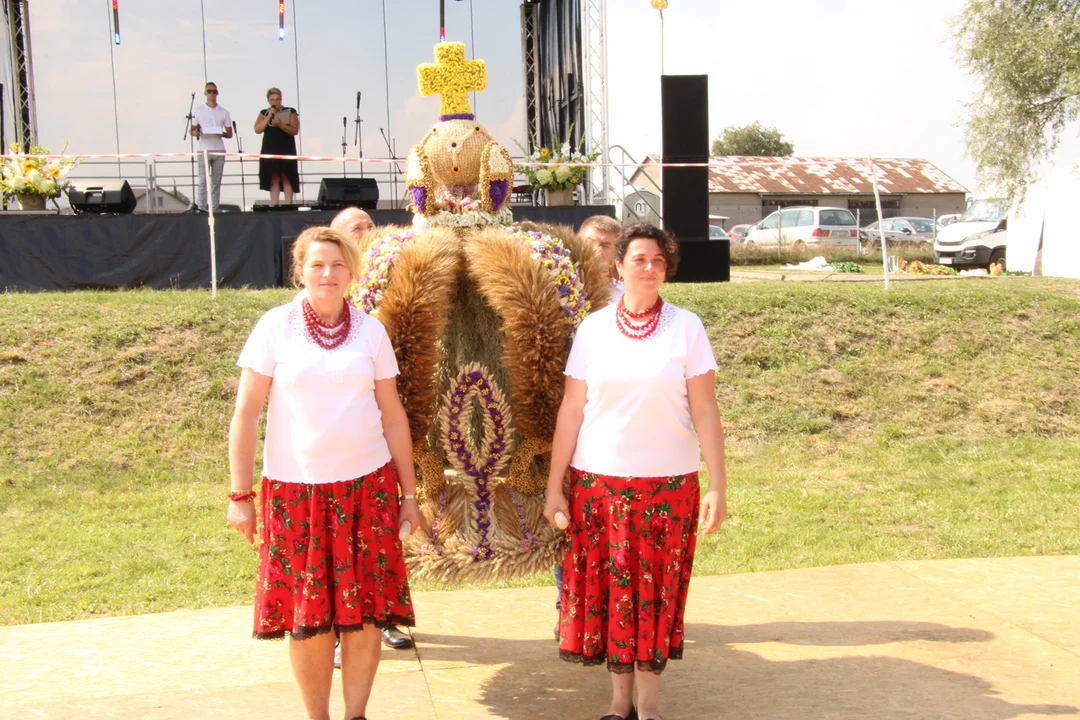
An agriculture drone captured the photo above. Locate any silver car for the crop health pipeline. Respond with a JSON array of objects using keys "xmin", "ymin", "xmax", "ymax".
[{"xmin": 860, "ymin": 216, "xmax": 936, "ymax": 249}]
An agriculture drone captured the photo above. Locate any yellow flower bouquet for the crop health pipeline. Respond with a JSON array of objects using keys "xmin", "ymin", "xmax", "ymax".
[
  {"xmin": 514, "ymin": 125, "xmax": 600, "ymax": 193},
  {"xmin": 1, "ymin": 143, "xmax": 80, "ymax": 201}
]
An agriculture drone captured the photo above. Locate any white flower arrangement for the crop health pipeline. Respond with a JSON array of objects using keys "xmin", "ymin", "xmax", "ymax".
[
  {"xmin": 513, "ymin": 124, "xmax": 600, "ymax": 193},
  {"xmin": 1, "ymin": 144, "xmax": 79, "ymax": 199},
  {"xmin": 413, "ymin": 206, "xmax": 514, "ymax": 229}
]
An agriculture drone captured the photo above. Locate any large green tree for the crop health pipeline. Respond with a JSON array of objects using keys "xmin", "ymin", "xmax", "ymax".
[
  {"xmin": 955, "ymin": 1, "xmax": 1080, "ymax": 200},
  {"xmin": 711, "ymin": 122, "xmax": 794, "ymax": 157}
]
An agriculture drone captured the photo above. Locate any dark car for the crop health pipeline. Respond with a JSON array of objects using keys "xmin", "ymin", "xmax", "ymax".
[{"xmin": 708, "ymin": 225, "xmax": 731, "ymax": 240}]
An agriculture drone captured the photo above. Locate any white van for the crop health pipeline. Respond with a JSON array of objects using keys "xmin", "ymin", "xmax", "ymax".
[{"xmin": 933, "ymin": 198, "xmax": 1008, "ymax": 270}]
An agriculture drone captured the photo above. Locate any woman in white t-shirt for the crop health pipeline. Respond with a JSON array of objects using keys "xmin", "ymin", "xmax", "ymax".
[
  {"xmin": 227, "ymin": 226, "xmax": 421, "ymax": 720},
  {"xmin": 544, "ymin": 222, "xmax": 728, "ymax": 720}
]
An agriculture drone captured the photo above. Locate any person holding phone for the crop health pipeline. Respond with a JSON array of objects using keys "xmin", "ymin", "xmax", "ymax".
[
  {"xmin": 254, "ymin": 87, "xmax": 301, "ymax": 205},
  {"xmin": 190, "ymin": 81, "xmax": 233, "ymax": 213}
]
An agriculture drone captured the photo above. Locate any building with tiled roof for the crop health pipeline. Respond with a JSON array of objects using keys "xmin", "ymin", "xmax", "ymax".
[{"xmin": 628, "ymin": 156, "xmax": 969, "ymax": 228}]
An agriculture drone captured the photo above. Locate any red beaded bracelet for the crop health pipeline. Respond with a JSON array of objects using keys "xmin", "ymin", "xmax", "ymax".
[{"xmin": 227, "ymin": 491, "xmax": 256, "ymax": 502}]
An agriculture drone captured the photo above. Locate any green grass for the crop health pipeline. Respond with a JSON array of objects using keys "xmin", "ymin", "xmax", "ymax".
[{"xmin": 2, "ymin": 279, "xmax": 1079, "ymax": 624}]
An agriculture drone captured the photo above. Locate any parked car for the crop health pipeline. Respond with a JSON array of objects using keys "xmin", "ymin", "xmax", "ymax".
[
  {"xmin": 743, "ymin": 206, "xmax": 859, "ymax": 249},
  {"xmin": 708, "ymin": 225, "xmax": 731, "ymax": 240},
  {"xmin": 727, "ymin": 223, "xmax": 753, "ymax": 243},
  {"xmin": 859, "ymin": 216, "xmax": 936, "ymax": 249},
  {"xmin": 933, "ymin": 198, "xmax": 1008, "ymax": 270}
]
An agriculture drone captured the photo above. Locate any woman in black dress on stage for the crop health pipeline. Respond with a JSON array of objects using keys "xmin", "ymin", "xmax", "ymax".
[{"xmin": 254, "ymin": 87, "xmax": 301, "ymax": 205}]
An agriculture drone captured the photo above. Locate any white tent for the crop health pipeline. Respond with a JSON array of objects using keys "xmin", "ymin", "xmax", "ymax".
[{"xmin": 1008, "ymin": 168, "xmax": 1080, "ymax": 278}]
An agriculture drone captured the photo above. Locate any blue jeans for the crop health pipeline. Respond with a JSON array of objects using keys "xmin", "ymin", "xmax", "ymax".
[{"xmin": 554, "ymin": 563, "xmax": 563, "ymax": 610}]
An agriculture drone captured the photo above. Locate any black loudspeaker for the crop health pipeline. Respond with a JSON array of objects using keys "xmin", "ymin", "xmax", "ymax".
[
  {"xmin": 660, "ymin": 74, "xmax": 727, "ymax": 282},
  {"xmin": 67, "ymin": 180, "xmax": 138, "ymax": 214},
  {"xmin": 317, "ymin": 177, "xmax": 379, "ymax": 209}
]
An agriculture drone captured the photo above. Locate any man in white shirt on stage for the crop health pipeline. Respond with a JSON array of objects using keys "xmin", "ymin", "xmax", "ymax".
[{"xmin": 190, "ymin": 81, "xmax": 233, "ymax": 213}]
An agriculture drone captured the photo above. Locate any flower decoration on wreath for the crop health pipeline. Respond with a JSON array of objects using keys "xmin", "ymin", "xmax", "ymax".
[
  {"xmin": 1, "ymin": 143, "xmax": 79, "ymax": 199},
  {"xmin": 505, "ymin": 224, "xmax": 590, "ymax": 336},
  {"xmin": 354, "ymin": 231, "xmax": 414, "ymax": 314},
  {"xmin": 514, "ymin": 123, "xmax": 600, "ymax": 194}
]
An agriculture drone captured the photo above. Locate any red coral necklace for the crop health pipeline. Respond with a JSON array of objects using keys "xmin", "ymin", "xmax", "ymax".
[
  {"xmin": 302, "ymin": 298, "xmax": 351, "ymax": 350},
  {"xmin": 615, "ymin": 296, "xmax": 663, "ymax": 340}
]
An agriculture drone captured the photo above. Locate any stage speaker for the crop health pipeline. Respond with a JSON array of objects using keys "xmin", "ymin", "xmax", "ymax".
[
  {"xmin": 660, "ymin": 74, "xmax": 727, "ymax": 282},
  {"xmin": 317, "ymin": 177, "xmax": 378, "ymax": 209},
  {"xmin": 67, "ymin": 180, "xmax": 138, "ymax": 214}
]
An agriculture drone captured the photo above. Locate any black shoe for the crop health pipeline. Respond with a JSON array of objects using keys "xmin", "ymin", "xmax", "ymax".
[
  {"xmin": 381, "ymin": 625, "xmax": 413, "ymax": 649},
  {"xmin": 599, "ymin": 711, "xmax": 637, "ymax": 720}
]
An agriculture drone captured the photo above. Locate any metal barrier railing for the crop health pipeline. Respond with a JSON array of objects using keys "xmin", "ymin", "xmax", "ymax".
[
  {"xmin": 9, "ymin": 154, "xmax": 559, "ymax": 213},
  {"xmin": 607, "ymin": 145, "xmax": 662, "ymax": 225}
]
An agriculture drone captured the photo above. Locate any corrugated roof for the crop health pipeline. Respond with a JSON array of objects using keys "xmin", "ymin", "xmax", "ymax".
[{"xmin": 641, "ymin": 156, "xmax": 968, "ymax": 195}]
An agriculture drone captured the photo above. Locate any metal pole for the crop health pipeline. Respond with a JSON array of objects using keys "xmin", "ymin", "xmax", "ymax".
[
  {"xmin": 204, "ymin": 150, "xmax": 218, "ymax": 298},
  {"xmin": 199, "ymin": 0, "xmax": 208, "ymax": 81},
  {"xmin": 381, "ymin": 0, "xmax": 394, "ymax": 208},
  {"xmin": 291, "ymin": 0, "xmax": 303, "ymax": 201},
  {"xmin": 869, "ymin": 156, "xmax": 889, "ymax": 290},
  {"xmin": 106, "ymin": 0, "xmax": 121, "ymax": 178},
  {"xmin": 469, "ymin": 0, "xmax": 477, "ymax": 116},
  {"xmin": 659, "ymin": 10, "xmax": 665, "ymax": 75},
  {"xmin": 1, "ymin": 82, "xmax": 6, "ymax": 210}
]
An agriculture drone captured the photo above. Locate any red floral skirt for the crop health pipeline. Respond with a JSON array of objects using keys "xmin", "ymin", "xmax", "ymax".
[
  {"xmin": 558, "ymin": 467, "xmax": 700, "ymax": 673},
  {"xmin": 253, "ymin": 461, "xmax": 415, "ymax": 640}
]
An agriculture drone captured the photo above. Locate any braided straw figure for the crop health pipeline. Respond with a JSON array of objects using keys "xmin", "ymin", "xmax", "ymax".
[{"xmin": 359, "ymin": 42, "xmax": 611, "ymax": 583}]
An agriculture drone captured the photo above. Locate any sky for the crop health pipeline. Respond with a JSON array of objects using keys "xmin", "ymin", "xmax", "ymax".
[{"xmin": 14, "ymin": 0, "xmax": 1080, "ymax": 208}]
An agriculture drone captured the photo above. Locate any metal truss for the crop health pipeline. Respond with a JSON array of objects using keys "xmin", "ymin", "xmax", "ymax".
[
  {"xmin": 580, "ymin": 0, "xmax": 609, "ymax": 204},
  {"xmin": 4, "ymin": 0, "xmax": 37, "ymax": 149},
  {"xmin": 520, "ymin": 2, "xmax": 541, "ymax": 149}
]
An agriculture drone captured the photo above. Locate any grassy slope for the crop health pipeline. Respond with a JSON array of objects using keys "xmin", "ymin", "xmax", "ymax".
[{"xmin": 1, "ymin": 279, "xmax": 1078, "ymax": 624}]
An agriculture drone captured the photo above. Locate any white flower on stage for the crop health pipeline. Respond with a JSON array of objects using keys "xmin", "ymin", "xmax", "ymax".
[
  {"xmin": 535, "ymin": 168, "xmax": 552, "ymax": 185},
  {"xmin": 11, "ymin": 176, "xmax": 26, "ymax": 191},
  {"xmin": 26, "ymin": 169, "xmax": 41, "ymax": 185},
  {"xmin": 39, "ymin": 179, "xmax": 56, "ymax": 195},
  {"xmin": 554, "ymin": 165, "xmax": 571, "ymax": 183}
]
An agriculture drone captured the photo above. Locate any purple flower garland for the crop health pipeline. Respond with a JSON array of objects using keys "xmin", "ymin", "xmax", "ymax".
[{"xmin": 440, "ymin": 363, "xmax": 512, "ymax": 562}]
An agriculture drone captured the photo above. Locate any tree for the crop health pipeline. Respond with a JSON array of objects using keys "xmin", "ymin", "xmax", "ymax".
[
  {"xmin": 711, "ymin": 122, "xmax": 794, "ymax": 157},
  {"xmin": 955, "ymin": 1, "xmax": 1080, "ymax": 201}
]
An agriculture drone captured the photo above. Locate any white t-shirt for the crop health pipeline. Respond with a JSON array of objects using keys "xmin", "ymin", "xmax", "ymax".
[
  {"xmin": 609, "ymin": 279, "xmax": 624, "ymax": 305},
  {"xmin": 193, "ymin": 104, "xmax": 232, "ymax": 152},
  {"xmin": 237, "ymin": 294, "xmax": 399, "ymax": 484},
  {"xmin": 565, "ymin": 302, "xmax": 717, "ymax": 477}
]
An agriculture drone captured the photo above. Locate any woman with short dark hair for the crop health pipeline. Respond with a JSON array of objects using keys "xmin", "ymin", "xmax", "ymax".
[
  {"xmin": 254, "ymin": 86, "xmax": 301, "ymax": 204},
  {"xmin": 545, "ymin": 222, "xmax": 728, "ymax": 720}
]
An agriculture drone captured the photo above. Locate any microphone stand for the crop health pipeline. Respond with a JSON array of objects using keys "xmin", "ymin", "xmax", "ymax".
[
  {"xmin": 182, "ymin": 92, "xmax": 196, "ymax": 209},
  {"xmin": 233, "ymin": 121, "xmax": 247, "ymax": 211},
  {"xmin": 353, "ymin": 91, "xmax": 364, "ymax": 178},
  {"xmin": 341, "ymin": 117, "xmax": 348, "ymax": 179},
  {"xmin": 380, "ymin": 127, "xmax": 401, "ymax": 209}
]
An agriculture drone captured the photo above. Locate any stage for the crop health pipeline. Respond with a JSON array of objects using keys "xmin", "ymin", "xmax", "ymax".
[{"xmin": 0, "ymin": 206, "xmax": 614, "ymax": 292}]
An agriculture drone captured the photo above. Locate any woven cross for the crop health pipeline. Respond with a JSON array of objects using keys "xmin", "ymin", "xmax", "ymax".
[{"xmin": 418, "ymin": 42, "xmax": 486, "ymax": 118}]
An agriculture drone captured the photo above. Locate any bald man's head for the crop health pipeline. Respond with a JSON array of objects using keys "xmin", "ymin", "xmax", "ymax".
[{"xmin": 330, "ymin": 207, "xmax": 375, "ymax": 244}]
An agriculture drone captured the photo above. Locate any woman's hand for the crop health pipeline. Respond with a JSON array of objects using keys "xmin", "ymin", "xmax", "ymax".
[
  {"xmin": 227, "ymin": 500, "xmax": 256, "ymax": 544},
  {"xmin": 698, "ymin": 489, "xmax": 726, "ymax": 535},
  {"xmin": 543, "ymin": 489, "xmax": 570, "ymax": 529},
  {"xmin": 398, "ymin": 497, "xmax": 422, "ymax": 537}
]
